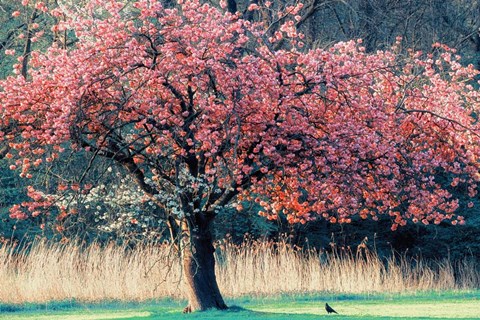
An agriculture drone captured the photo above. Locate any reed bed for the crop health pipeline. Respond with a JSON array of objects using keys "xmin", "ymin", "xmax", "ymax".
[
  {"xmin": 0, "ymin": 239, "xmax": 477, "ymax": 303},
  {"xmin": 216, "ymin": 240, "xmax": 478, "ymax": 296}
]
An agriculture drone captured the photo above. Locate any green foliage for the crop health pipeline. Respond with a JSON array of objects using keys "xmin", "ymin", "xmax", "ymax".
[
  {"xmin": 213, "ymin": 202, "xmax": 278, "ymax": 243},
  {"xmin": 0, "ymin": 1, "xmax": 21, "ymax": 78},
  {"xmin": 0, "ymin": 160, "xmax": 39, "ymax": 242}
]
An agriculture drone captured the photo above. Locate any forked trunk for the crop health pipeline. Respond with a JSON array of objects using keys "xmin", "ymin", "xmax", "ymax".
[{"xmin": 180, "ymin": 219, "xmax": 227, "ymax": 312}]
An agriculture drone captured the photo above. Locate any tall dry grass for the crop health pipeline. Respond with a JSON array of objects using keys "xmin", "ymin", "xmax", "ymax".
[
  {"xmin": 0, "ymin": 239, "xmax": 478, "ymax": 303},
  {"xmin": 216, "ymin": 240, "xmax": 479, "ymax": 296}
]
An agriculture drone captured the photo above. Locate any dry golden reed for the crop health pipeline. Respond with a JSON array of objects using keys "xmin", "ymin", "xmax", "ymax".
[{"xmin": 0, "ymin": 239, "xmax": 477, "ymax": 303}]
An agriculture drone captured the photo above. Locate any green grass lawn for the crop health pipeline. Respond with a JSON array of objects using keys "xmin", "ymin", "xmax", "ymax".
[{"xmin": 0, "ymin": 291, "xmax": 478, "ymax": 320}]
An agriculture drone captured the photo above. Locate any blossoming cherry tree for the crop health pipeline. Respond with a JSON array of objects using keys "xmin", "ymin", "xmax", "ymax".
[{"xmin": 1, "ymin": 0, "xmax": 480, "ymax": 312}]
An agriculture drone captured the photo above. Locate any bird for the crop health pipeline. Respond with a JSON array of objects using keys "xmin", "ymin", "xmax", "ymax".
[{"xmin": 325, "ymin": 303, "xmax": 338, "ymax": 314}]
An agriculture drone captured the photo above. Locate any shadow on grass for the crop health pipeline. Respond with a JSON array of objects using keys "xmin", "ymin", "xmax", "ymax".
[
  {"xmin": 0, "ymin": 301, "xmax": 83, "ymax": 313},
  {"xmin": 0, "ymin": 298, "xmax": 181, "ymax": 314},
  {"xmin": 145, "ymin": 305, "xmax": 323, "ymax": 320}
]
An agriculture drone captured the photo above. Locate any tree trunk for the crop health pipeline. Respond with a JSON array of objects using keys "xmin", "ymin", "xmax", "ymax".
[{"xmin": 180, "ymin": 219, "xmax": 227, "ymax": 312}]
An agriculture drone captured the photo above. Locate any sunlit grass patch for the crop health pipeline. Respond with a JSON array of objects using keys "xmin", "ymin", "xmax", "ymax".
[
  {"xmin": 0, "ymin": 310, "xmax": 151, "ymax": 320},
  {"xmin": 250, "ymin": 298, "xmax": 480, "ymax": 318},
  {"xmin": 1, "ymin": 292, "xmax": 478, "ymax": 320}
]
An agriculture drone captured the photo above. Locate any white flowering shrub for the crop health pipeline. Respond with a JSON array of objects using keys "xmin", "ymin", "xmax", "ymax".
[{"xmin": 55, "ymin": 168, "xmax": 166, "ymax": 240}]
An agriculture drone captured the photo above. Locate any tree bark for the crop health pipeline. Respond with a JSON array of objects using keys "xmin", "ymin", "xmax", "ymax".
[{"xmin": 180, "ymin": 219, "xmax": 227, "ymax": 312}]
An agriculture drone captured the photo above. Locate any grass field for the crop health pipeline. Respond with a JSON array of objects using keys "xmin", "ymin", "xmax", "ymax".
[{"xmin": 0, "ymin": 291, "xmax": 478, "ymax": 320}]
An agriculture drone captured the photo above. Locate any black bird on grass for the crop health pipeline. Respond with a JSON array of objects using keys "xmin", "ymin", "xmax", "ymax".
[{"xmin": 325, "ymin": 303, "xmax": 338, "ymax": 314}]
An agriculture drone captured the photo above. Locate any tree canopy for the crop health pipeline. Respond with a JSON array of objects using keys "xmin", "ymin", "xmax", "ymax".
[{"xmin": 2, "ymin": 0, "xmax": 479, "ymax": 228}]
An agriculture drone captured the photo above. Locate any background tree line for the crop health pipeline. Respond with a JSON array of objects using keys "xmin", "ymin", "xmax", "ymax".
[{"xmin": 0, "ymin": 0, "xmax": 479, "ymax": 262}]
